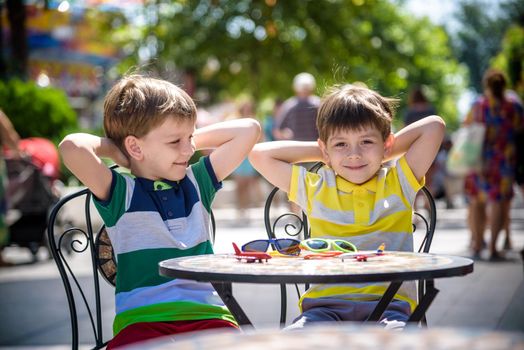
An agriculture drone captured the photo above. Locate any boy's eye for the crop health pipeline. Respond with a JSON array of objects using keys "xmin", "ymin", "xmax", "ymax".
[
  {"xmin": 362, "ymin": 139, "xmax": 374, "ymax": 144},
  {"xmin": 334, "ymin": 142, "xmax": 346, "ymax": 148},
  {"xmin": 169, "ymin": 139, "xmax": 180, "ymax": 144}
]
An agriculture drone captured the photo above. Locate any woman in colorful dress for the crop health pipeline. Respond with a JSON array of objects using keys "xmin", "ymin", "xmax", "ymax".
[{"xmin": 465, "ymin": 69, "xmax": 524, "ymax": 261}]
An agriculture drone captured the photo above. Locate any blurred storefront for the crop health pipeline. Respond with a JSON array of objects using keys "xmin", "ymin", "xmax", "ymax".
[{"xmin": 11, "ymin": 0, "xmax": 142, "ymax": 128}]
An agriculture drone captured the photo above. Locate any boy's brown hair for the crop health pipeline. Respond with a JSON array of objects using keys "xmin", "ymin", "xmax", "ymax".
[
  {"xmin": 316, "ymin": 84, "xmax": 398, "ymax": 142},
  {"xmin": 103, "ymin": 74, "xmax": 197, "ymax": 154}
]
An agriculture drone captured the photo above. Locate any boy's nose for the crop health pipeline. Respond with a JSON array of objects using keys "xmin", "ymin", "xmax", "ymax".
[
  {"xmin": 181, "ymin": 141, "xmax": 195, "ymax": 156},
  {"xmin": 345, "ymin": 148, "xmax": 361, "ymax": 159}
]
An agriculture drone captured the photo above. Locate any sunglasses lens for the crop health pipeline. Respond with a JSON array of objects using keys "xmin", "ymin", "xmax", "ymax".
[
  {"xmin": 243, "ymin": 240, "xmax": 269, "ymax": 252},
  {"xmin": 335, "ymin": 240, "xmax": 356, "ymax": 252},
  {"xmin": 306, "ymin": 239, "xmax": 329, "ymax": 250},
  {"xmin": 275, "ymin": 239, "xmax": 301, "ymax": 255}
]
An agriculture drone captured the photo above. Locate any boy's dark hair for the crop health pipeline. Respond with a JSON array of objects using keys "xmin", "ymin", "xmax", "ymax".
[
  {"xmin": 317, "ymin": 84, "xmax": 398, "ymax": 142},
  {"xmin": 103, "ymin": 74, "xmax": 197, "ymax": 155}
]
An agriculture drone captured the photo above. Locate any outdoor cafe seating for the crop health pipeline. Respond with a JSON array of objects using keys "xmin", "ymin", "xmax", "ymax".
[
  {"xmin": 47, "ymin": 163, "xmax": 453, "ymax": 350},
  {"xmin": 46, "ymin": 165, "xmax": 217, "ymax": 350}
]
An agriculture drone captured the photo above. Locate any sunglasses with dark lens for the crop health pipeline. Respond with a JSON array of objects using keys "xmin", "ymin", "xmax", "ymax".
[
  {"xmin": 299, "ymin": 238, "xmax": 357, "ymax": 253},
  {"xmin": 241, "ymin": 238, "xmax": 301, "ymax": 256}
]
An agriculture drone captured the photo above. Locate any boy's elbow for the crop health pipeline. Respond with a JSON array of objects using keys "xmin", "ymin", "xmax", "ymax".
[
  {"xmin": 248, "ymin": 143, "xmax": 268, "ymax": 168},
  {"xmin": 247, "ymin": 118, "xmax": 261, "ymax": 140},
  {"xmin": 430, "ymin": 115, "xmax": 446, "ymax": 128},
  {"xmin": 59, "ymin": 135, "xmax": 77, "ymax": 156},
  {"xmin": 248, "ymin": 143, "xmax": 262, "ymax": 163},
  {"xmin": 59, "ymin": 133, "xmax": 90, "ymax": 161},
  {"xmin": 430, "ymin": 115, "xmax": 446, "ymax": 136}
]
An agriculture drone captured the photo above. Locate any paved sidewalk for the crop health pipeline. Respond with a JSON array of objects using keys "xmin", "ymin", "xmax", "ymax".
[{"xmin": 1, "ymin": 203, "xmax": 523, "ymax": 348}]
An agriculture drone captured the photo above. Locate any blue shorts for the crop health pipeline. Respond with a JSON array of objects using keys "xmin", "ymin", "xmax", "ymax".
[{"xmin": 286, "ymin": 298, "xmax": 410, "ymax": 330}]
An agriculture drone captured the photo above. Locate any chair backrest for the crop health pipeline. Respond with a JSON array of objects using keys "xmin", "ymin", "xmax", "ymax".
[
  {"xmin": 263, "ymin": 162, "xmax": 437, "ymax": 325},
  {"xmin": 48, "ymin": 185, "xmax": 217, "ymax": 349},
  {"xmin": 47, "ymin": 188, "xmax": 111, "ymax": 350}
]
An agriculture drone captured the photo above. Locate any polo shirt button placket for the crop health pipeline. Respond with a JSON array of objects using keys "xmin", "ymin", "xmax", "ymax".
[{"xmin": 354, "ymin": 187, "xmax": 367, "ymax": 224}]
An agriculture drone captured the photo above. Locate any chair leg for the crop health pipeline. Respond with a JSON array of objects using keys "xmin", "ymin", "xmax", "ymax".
[
  {"xmin": 420, "ymin": 314, "xmax": 428, "ymax": 327},
  {"xmin": 408, "ymin": 280, "xmax": 439, "ymax": 323},
  {"xmin": 280, "ymin": 284, "xmax": 287, "ymax": 326}
]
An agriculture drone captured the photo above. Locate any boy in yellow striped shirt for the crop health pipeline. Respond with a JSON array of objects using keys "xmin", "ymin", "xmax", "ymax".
[{"xmin": 249, "ymin": 84, "xmax": 445, "ymax": 328}]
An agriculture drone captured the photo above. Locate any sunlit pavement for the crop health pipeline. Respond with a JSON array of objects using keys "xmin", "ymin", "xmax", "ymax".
[{"xmin": 1, "ymin": 199, "xmax": 523, "ymax": 348}]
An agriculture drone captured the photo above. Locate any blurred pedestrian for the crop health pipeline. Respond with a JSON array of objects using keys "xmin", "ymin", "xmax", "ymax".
[
  {"xmin": 428, "ymin": 135, "xmax": 454, "ymax": 209},
  {"xmin": 464, "ymin": 69, "xmax": 524, "ymax": 261},
  {"xmin": 263, "ymin": 98, "xmax": 282, "ymax": 142},
  {"xmin": 404, "ymin": 86, "xmax": 437, "ymax": 126},
  {"xmin": 404, "ymin": 86, "xmax": 446, "ymax": 207},
  {"xmin": 229, "ymin": 100, "xmax": 263, "ymax": 221},
  {"xmin": 502, "ymin": 90, "xmax": 524, "ymax": 251},
  {"xmin": 274, "ymin": 72, "xmax": 320, "ymax": 141},
  {"xmin": 0, "ymin": 109, "xmax": 22, "ymax": 267},
  {"xmin": 274, "ymin": 73, "xmax": 320, "ymax": 215}
]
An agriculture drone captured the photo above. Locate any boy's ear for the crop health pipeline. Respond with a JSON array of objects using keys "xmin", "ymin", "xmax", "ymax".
[
  {"xmin": 318, "ymin": 139, "xmax": 331, "ymax": 167},
  {"xmin": 124, "ymin": 136, "xmax": 143, "ymax": 161},
  {"xmin": 383, "ymin": 133, "xmax": 395, "ymax": 157}
]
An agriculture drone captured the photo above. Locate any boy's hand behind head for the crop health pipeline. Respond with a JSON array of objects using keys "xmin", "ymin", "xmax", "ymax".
[{"xmin": 108, "ymin": 139, "xmax": 130, "ymax": 169}]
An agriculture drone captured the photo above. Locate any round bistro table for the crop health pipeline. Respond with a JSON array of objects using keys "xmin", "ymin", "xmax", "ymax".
[{"xmin": 159, "ymin": 251, "xmax": 473, "ymax": 327}]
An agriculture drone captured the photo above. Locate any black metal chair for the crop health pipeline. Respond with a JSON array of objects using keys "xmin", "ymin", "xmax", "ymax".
[
  {"xmin": 47, "ymin": 185, "xmax": 216, "ymax": 350},
  {"xmin": 263, "ymin": 162, "xmax": 436, "ymax": 326}
]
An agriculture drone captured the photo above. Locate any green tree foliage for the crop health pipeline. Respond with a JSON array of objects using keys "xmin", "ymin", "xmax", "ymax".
[
  {"xmin": 491, "ymin": 1, "xmax": 524, "ymax": 99},
  {"xmin": 450, "ymin": 0, "xmax": 523, "ymax": 93},
  {"xmin": 492, "ymin": 25, "xmax": 524, "ymax": 98},
  {"xmin": 113, "ymin": 0, "xmax": 465, "ymax": 128},
  {"xmin": 0, "ymin": 80, "xmax": 77, "ymax": 143}
]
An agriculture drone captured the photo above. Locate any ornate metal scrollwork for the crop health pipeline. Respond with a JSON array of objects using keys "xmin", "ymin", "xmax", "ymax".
[
  {"xmin": 272, "ymin": 212, "xmax": 304, "ymax": 238},
  {"xmin": 58, "ymin": 227, "xmax": 90, "ymax": 255}
]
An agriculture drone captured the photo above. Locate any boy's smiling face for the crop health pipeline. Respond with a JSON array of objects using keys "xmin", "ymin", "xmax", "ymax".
[
  {"xmin": 132, "ymin": 117, "xmax": 196, "ymax": 181},
  {"xmin": 319, "ymin": 126, "xmax": 392, "ymax": 185}
]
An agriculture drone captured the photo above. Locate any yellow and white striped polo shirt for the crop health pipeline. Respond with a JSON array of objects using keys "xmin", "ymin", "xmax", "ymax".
[{"xmin": 289, "ymin": 156, "xmax": 424, "ymax": 312}]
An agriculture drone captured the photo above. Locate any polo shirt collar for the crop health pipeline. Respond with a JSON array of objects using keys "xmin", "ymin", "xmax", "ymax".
[
  {"xmin": 336, "ymin": 174, "xmax": 378, "ymax": 193},
  {"xmin": 136, "ymin": 176, "xmax": 181, "ymax": 191}
]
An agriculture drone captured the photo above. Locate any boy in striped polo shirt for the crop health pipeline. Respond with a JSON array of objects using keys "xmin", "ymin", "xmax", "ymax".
[
  {"xmin": 249, "ymin": 84, "xmax": 445, "ymax": 328},
  {"xmin": 60, "ymin": 74, "xmax": 260, "ymax": 348}
]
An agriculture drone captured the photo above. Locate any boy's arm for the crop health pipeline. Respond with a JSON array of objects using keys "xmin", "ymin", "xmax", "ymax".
[
  {"xmin": 249, "ymin": 141, "xmax": 323, "ymax": 193},
  {"xmin": 386, "ymin": 115, "xmax": 446, "ymax": 182},
  {"xmin": 193, "ymin": 118, "xmax": 261, "ymax": 182},
  {"xmin": 59, "ymin": 133, "xmax": 130, "ymax": 200}
]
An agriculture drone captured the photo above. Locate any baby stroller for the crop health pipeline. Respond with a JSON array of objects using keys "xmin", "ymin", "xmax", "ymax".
[{"xmin": 5, "ymin": 138, "xmax": 61, "ymax": 262}]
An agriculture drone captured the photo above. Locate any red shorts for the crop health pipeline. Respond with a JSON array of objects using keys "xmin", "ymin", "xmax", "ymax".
[{"xmin": 107, "ymin": 319, "xmax": 238, "ymax": 349}]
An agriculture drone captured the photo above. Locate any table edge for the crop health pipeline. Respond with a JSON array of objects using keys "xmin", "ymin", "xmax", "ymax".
[{"xmin": 159, "ymin": 255, "xmax": 474, "ymax": 284}]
